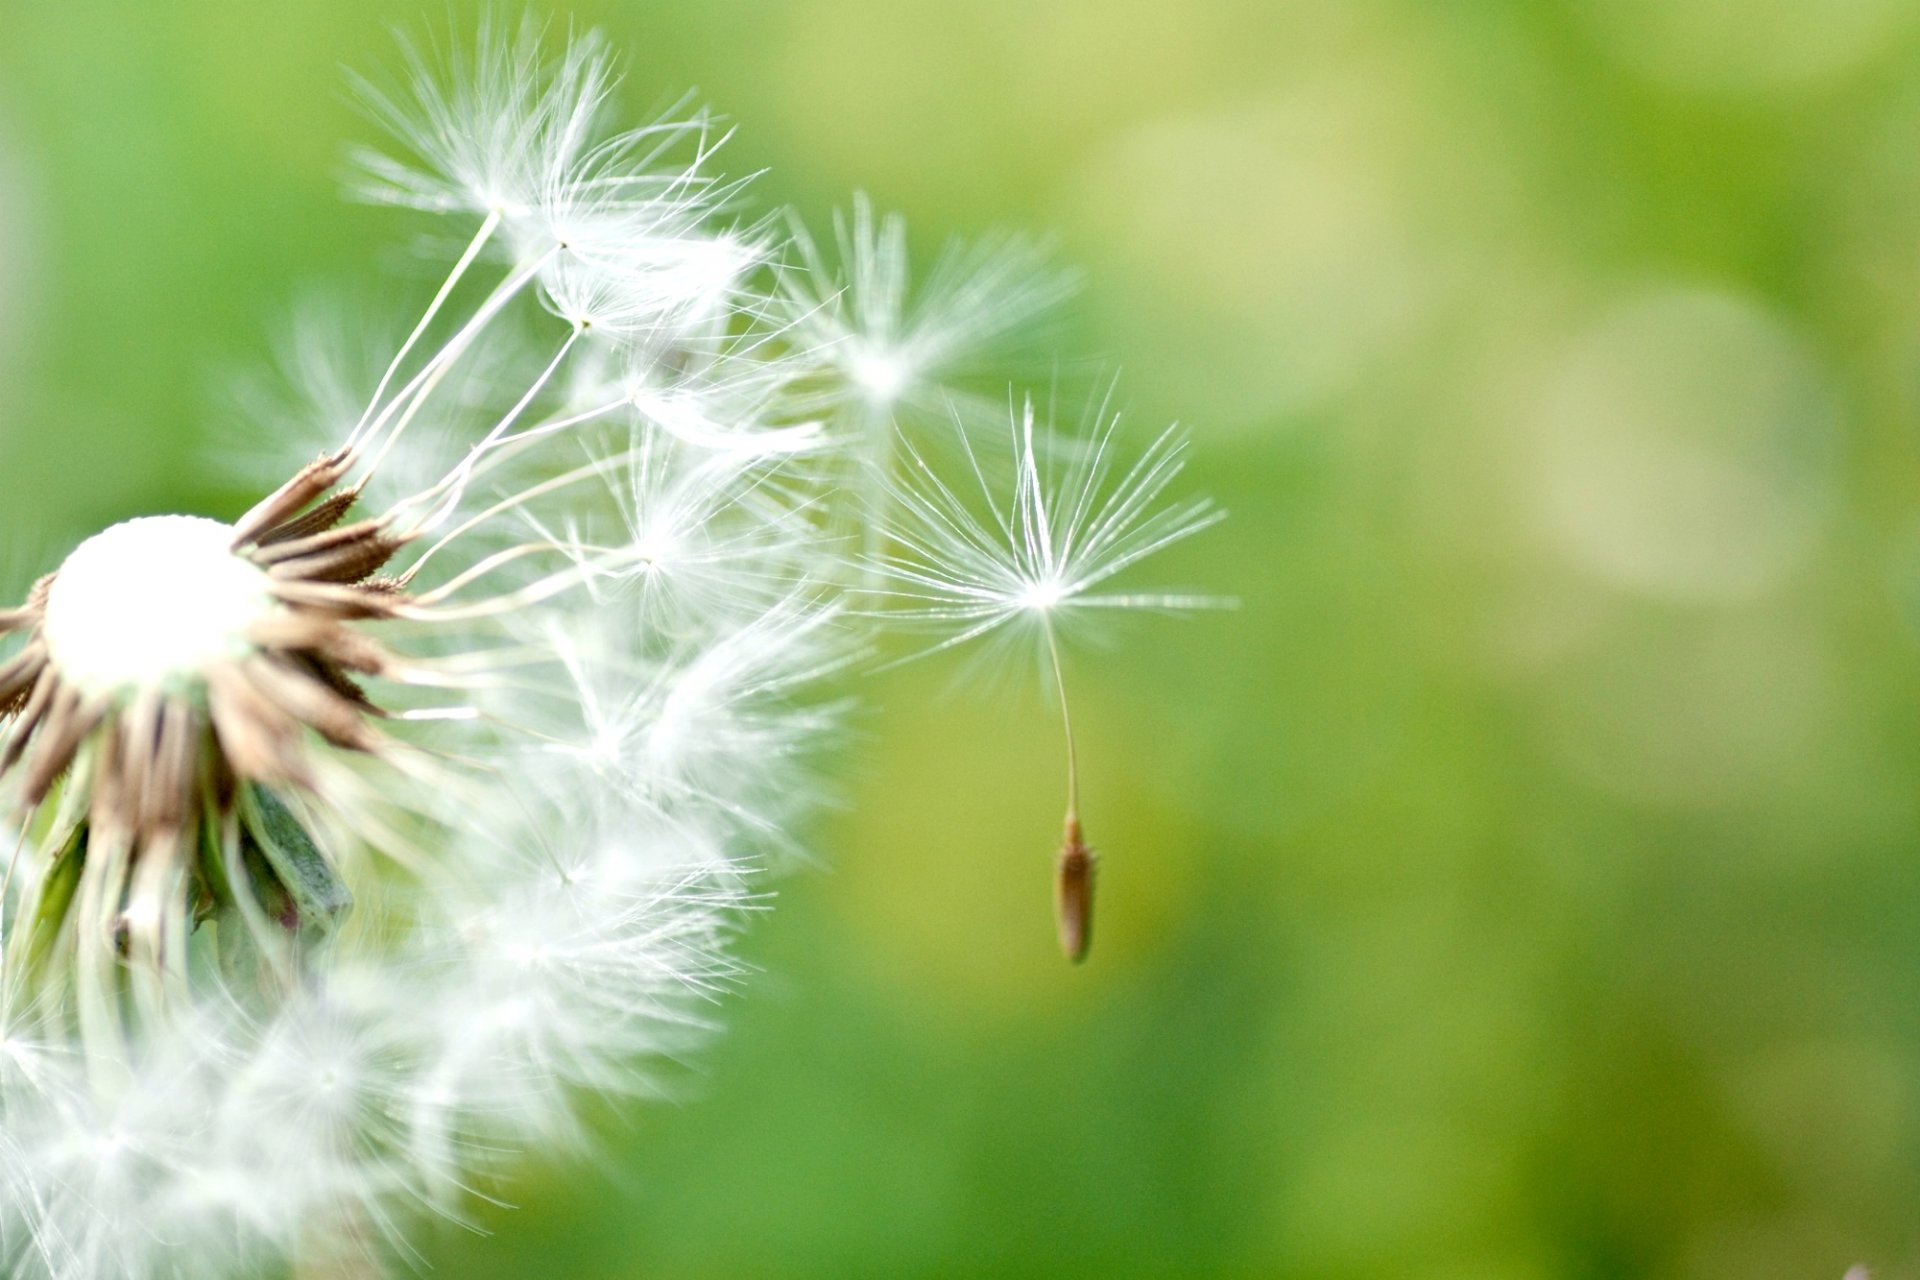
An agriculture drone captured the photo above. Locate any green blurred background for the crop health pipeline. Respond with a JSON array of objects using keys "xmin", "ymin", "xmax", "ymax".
[{"xmin": 6, "ymin": 1, "xmax": 1920, "ymax": 1276}]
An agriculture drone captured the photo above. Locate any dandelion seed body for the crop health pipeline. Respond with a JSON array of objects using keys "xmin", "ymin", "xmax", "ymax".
[
  {"xmin": 873, "ymin": 398, "xmax": 1223, "ymax": 961},
  {"xmin": 1055, "ymin": 815, "xmax": 1095, "ymax": 964}
]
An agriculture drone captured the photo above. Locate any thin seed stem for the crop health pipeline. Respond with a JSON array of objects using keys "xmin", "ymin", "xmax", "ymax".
[
  {"xmin": 350, "ymin": 240, "xmax": 562, "ymax": 482},
  {"xmin": 0, "ymin": 821, "xmax": 28, "ymax": 937},
  {"xmin": 393, "ymin": 327, "xmax": 584, "ymax": 537},
  {"xmin": 401, "ymin": 434, "xmax": 647, "ymax": 583},
  {"xmin": 0, "ymin": 822, "xmax": 24, "ymax": 998},
  {"xmin": 346, "ymin": 208, "xmax": 502, "ymax": 451},
  {"xmin": 859, "ymin": 401, "xmax": 893, "ymax": 588},
  {"xmin": 1042, "ymin": 616, "xmax": 1078, "ymax": 822}
]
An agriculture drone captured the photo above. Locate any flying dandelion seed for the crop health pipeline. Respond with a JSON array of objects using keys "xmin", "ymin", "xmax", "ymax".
[
  {"xmin": 0, "ymin": 17, "xmax": 1218, "ymax": 1277},
  {"xmin": 871, "ymin": 397, "xmax": 1225, "ymax": 961}
]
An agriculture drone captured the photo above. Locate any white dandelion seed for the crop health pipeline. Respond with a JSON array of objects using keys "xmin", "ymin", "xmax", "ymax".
[
  {"xmin": 781, "ymin": 193, "xmax": 1079, "ymax": 418},
  {"xmin": 871, "ymin": 395, "xmax": 1224, "ymax": 960},
  {"xmin": 777, "ymin": 192, "xmax": 1082, "ymax": 566},
  {"xmin": 0, "ymin": 17, "xmax": 1217, "ymax": 1279}
]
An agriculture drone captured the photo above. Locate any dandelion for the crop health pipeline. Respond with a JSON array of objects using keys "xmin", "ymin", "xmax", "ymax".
[
  {"xmin": 872, "ymin": 397, "xmax": 1224, "ymax": 961},
  {"xmin": 0, "ymin": 16, "xmax": 1216, "ymax": 1277}
]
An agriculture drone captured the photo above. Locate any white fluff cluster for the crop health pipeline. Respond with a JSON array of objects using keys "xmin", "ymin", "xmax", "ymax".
[{"xmin": 0, "ymin": 19, "xmax": 1214, "ymax": 1279}]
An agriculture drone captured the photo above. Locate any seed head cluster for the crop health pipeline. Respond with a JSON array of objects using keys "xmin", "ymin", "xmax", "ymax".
[{"xmin": 0, "ymin": 20, "xmax": 1218, "ymax": 1278}]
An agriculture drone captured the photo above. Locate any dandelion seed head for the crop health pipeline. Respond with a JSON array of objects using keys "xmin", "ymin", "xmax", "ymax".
[
  {"xmin": 0, "ymin": 14, "xmax": 1217, "ymax": 1275},
  {"xmin": 781, "ymin": 193, "xmax": 1079, "ymax": 424}
]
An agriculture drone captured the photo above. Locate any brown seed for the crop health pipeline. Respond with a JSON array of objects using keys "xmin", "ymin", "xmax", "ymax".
[
  {"xmin": 0, "ymin": 641, "xmax": 48, "ymax": 712},
  {"xmin": 0, "ymin": 669, "xmax": 60, "ymax": 777},
  {"xmin": 268, "ymin": 579, "xmax": 405, "ymax": 621},
  {"xmin": 266, "ymin": 534, "xmax": 405, "ymax": 585},
  {"xmin": 255, "ymin": 486, "xmax": 361, "ymax": 547},
  {"xmin": 1055, "ymin": 815, "xmax": 1096, "ymax": 964},
  {"xmin": 253, "ymin": 515, "xmax": 390, "ymax": 565},
  {"xmin": 229, "ymin": 450, "xmax": 353, "ymax": 549},
  {"xmin": 21, "ymin": 683, "xmax": 105, "ymax": 805},
  {"xmin": 113, "ymin": 688, "xmax": 164, "ymax": 832},
  {"xmin": 145, "ymin": 700, "xmax": 201, "ymax": 834},
  {"xmin": 207, "ymin": 664, "xmax": 310, "ymax": 785},
  {"xmin": 241, "ymin": 655, "xmax": 380, "ymax": 753},
  {"xmin": 245, "ymin": 613, "xmax": 389, "ymax": 672}
]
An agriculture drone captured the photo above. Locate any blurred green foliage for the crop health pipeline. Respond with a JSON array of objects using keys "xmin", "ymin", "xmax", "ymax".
[{"xmin": 6, "ymin": 1, "xmax": 1920, "ymax": 1277}]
